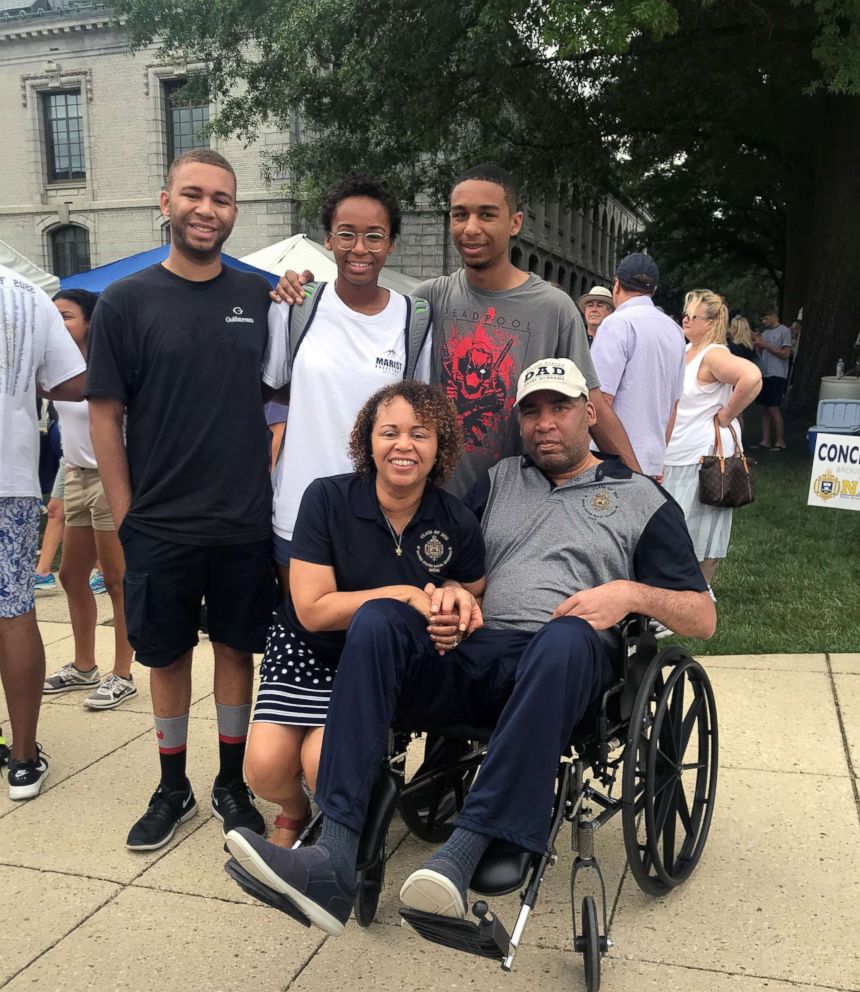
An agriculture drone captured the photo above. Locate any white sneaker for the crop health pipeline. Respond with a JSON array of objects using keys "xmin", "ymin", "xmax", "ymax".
[
  {"xmin": 649, "ymin": 619, "xmax": 674, "ymax": 640},
  {"xmin": 43, "ymin": 662, "xmax": 100, "ymax": 694},
  {"xmin": 84, "ymin": 673, "xmax": 138, "ymax": 710}
]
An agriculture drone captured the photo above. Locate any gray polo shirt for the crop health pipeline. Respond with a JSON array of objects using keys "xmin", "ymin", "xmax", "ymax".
[{"xmin": 466, "ymin": 456, "xmax": 706, "ymax": 645}]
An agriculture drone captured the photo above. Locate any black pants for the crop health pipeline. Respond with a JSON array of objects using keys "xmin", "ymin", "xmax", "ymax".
[{"xmin": 316, "ymin": 600, "xmax": 615, "ymax": 854}]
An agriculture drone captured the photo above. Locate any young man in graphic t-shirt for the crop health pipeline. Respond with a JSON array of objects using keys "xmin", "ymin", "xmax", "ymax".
[
  {"xmin": 86, "ymin": 150, "xmax": 274, "ymax": 851},
  {"xmin": 1, "ymin": 267, "xmax": 86, "ymax": 800},
  {"xmin": 752, "ymin": 307, "xmax": 792, "ymax": 451},
  {"xmin": 274, "ymin": 164, "xmax": 640, "ymax": 496}
]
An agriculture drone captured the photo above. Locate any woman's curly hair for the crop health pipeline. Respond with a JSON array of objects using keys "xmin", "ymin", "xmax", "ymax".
[{"xmin": 348, "ymin": 381, "xmax": 463, "ymax": 486}]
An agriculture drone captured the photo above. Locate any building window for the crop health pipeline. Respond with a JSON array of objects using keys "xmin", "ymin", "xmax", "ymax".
[
  {"xmin": 163, "ymin": 79, "xmax": 209, "ymax": 162},
  {"xmin": 161, "ymin": 221, "xmax": 172, "ymax": 245},
  {"xmin": 51, "ymin": 225, "xmax": 90, "ymax": 279},
  {"xmin": 43, "ymin": 90, "xmax": 85, "ymax": 182}
]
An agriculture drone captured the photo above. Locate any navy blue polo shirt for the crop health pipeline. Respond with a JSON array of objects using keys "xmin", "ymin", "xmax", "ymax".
[{"xmin": 283, "ymin": 472, "xmax": 486, "ymax": 664}]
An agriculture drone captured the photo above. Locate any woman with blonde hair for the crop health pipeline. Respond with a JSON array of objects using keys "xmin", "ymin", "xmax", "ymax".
[
  {"xmin": 660, "ymin": 290, "xmax": 762, "ymax": 626},
  {"xmin": 727, "ymin": 315, "xmax": 757, "ymax": 363}
]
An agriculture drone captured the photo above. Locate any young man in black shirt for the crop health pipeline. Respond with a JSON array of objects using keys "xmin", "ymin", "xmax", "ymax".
[{"xmin": 87, "ymin": 150, "xmax": 274, "ymax": 849}]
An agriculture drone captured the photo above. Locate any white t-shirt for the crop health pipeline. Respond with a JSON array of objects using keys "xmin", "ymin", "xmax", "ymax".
[
  {"xmin": 0, "ymin": 265, "xmax": 86, "ymax": 497},
  {"xmin": 263, "ymin": 285, "xmax": 432, "ymax": 541},
  {"xmin": 53, "ymin": 397, "xmax": 98, "ymax": 469}
]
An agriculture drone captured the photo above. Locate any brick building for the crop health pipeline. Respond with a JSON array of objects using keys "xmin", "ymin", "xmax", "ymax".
[{"xmin": 0, "ymin": 0, "xmax": 642, "ymax": 294}]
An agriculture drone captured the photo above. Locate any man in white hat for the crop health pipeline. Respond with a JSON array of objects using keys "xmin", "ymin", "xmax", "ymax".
[
  {"xmin": 576, "ymin": 286, "xmax": 614, "ymax": 345},
  {"xmin": 223, "ymin": 357, "xmax": 715, "ymax": 935}
]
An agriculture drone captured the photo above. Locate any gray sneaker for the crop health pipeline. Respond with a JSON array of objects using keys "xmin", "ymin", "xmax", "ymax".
[
  {"xmin": 84, "ymin": 673, "xmax": 138, "ymax": 710},
  {"xmin": 43, "ymin": 663, "xmax": 100, "ymax": 694}
]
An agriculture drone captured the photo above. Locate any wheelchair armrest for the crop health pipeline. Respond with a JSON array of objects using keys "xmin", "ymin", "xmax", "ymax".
[{"xmin": 619, "ymin": 613, "xmax": 651, "ymax": 640}]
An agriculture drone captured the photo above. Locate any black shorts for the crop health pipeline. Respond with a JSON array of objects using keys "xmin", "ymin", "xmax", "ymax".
[
  {"xmin": 756, "ymin": 375, "xmax": 786, "ymax": 407},
  {"xmin": 119, "ymin": 523, "xmax": 276, "ymax": 668}
]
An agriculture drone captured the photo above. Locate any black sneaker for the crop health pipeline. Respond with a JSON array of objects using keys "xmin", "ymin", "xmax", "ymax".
[
  {"xmin": 6, "ymin": 747, "xmax": 49, "ymax": 800},
  {"xmin": 211, "ymin": 778, "xmax": 266, "ymax": 838},
  {"xmin": 126, "ymin": 780, "xmax": 198, "ymax": 850},
  {"xmin": 225, "ymin": 828, "xmax": 356, "ymax": 935}
]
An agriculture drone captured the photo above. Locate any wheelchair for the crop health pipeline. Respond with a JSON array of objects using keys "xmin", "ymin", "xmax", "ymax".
[{"xmin": 228, "ymin": 617, "xmax": 718, "ymax": 992}]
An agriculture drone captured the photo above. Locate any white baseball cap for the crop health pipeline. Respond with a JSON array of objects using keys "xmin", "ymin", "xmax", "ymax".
[{"xmin": 515, "ymin": 359, "xmax": 590, "ymax": 406}]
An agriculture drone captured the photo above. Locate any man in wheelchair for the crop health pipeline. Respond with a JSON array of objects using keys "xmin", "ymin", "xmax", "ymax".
[{"xmin": 225, "ymin": 358, "xmax": 716, "ymax": 937}]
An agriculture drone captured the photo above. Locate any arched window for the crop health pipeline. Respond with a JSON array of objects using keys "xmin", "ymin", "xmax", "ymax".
[
  {"xmin": 50, "ymin": 225, "xmax": 90, "ymax": 279},
  {"xmin": 161, "ymin": 221, "xmax": 172, "ymax": 245},
  {"xmin": 557, "ymin": 266, "xmax": 567, "ymax": 293},
  {"xmin": 528, "ymin": 253, "xmax": 540, "ymax": 274},
  {"xmin": 511, "ymin": 245, "xmax": 523, "ymax": 270},
  {"xmin": 543, "ymin": 259, "xmax": 554, "ymax": 283}
]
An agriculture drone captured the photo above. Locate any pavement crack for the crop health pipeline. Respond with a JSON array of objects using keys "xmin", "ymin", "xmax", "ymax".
[
  {"xmin": 825, "ymin": 653, "xmax": 860, "ymax": 829},
  {"xmin": 627, "ymin": 955, "xmax": 858, "ymax": 991},
  {"xmin": 282, "ymin": 933, "xmax": 329, "ymax": 990}
]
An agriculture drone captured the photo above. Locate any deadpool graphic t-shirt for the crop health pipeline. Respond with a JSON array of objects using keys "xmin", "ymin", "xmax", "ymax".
[{"xmin": 417, "ymin": 270, "xmax": 598, "ymax": 496}]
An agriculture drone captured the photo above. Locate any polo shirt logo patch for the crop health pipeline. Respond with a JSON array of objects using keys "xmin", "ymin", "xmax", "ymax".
[
  {"xmin": 416, "ymin": 529, "xmax": 453, "ymax": 572},
  {"xmin": 583, "ymin": 489, "xmax": 618, "ymax": 519}
]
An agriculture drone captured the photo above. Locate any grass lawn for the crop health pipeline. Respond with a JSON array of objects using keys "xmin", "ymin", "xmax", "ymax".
[{"xmin": 671, "ymin": 408, "xmax": 860, "ymax": 655}]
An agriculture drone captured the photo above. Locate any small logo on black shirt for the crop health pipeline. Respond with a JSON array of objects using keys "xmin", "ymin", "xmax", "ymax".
[
  {"xmin": 226, "ymin": 306, "xmax": 255, "ymax": 324},
  {"xmin": 416, "ymin": 529, "xmax": 453, "ymax": 572}
]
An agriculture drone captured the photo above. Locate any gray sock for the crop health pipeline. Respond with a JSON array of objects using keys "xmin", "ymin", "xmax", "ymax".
[
  {"xmin": 423, "ymin": 827, "xmax": 492, "ymax": 904},
  {"xmin": 316, "ymin": 816, "xmax": 361, "ymax": 886}
]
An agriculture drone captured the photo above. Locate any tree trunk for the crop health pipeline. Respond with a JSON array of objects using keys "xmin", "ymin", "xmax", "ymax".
[
  {"xmin": 789, "ymin": 95, "xmax": 860, "ymax": 420},
  {"xmin": 781, "ymin": 178, "xmax": 813, "ymax": 328}
]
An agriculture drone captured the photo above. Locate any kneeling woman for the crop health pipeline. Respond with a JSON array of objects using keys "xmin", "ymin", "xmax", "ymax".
[{"xmin": 244, "ymin": 382, "xmax": 486, "ymax": 845}]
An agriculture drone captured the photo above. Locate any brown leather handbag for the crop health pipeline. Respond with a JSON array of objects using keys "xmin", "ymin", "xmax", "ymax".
[{"xmin": 698, "ymin": 415, "xmax": 755, "ymax": 507}]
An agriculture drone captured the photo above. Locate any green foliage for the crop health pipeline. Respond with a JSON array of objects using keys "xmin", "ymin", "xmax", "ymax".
[{"xmin": 116, "ymin": 0, "xmax": 860, "ymax": 291}]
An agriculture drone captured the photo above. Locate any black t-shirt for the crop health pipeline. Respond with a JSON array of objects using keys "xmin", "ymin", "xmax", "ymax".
[
  {"xmin": 85, "ymin": 263, "xmax": 272, "ymax": 545},
  {"xmin": 728, "ymin": 340, "xmax": 757, "ymax": 364},
  {"xmin": 285, "ymin": 472, "xmax": 486, "ymax": 663}
]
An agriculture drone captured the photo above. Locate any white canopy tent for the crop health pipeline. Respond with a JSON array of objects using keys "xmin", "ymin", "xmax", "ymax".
[
  {"xmin": 0, "ymin": 239, "xmax": 59, "ymax": 295},
  {"xmin": 241, "ymin": 233, "xmax": 420, "ymax": 296}
]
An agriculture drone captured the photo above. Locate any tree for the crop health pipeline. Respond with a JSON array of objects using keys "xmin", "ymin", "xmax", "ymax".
[{"xmin": 118, "ymin": 0, "xmax": 860, "ymax": 414}]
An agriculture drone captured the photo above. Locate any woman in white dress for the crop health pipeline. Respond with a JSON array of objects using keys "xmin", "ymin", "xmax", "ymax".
[{"xmin": 663, "ymin": 289, "xmax": 762, "ymax": 595}]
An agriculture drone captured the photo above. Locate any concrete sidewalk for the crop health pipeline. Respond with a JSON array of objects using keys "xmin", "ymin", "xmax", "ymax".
[{"xmin": 1, "ymin": 597, "xmax": 859, "ymax": 992}]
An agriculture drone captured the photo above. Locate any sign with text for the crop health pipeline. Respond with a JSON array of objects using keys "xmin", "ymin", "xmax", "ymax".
[{"xmin": 808, "ymin": 433, "xmax": 860, "ymax": 510}]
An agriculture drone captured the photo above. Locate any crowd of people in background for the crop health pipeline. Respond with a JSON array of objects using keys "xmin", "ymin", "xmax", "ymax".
[{"xmin": 3, "ymin": 151, "xmax": 778, "ymax": 891}]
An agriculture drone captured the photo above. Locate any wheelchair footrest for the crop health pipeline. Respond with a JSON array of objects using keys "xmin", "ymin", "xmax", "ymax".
[
  {"xmin": 224, "ymin": 858, "xmax": 311, "ymax": 929},
  {"xmin": 399, "ymin": 906, "xmax": 510, "ymax": 960}
]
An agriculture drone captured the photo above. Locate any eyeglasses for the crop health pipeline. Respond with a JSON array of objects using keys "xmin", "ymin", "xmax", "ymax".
[
  {"xmin": 683, "ymin": 313, "xmax": 712, "ymax": 322},
  {"xmin": 329, "ymin": 231, "xmax": 390, "ymax": 252}
]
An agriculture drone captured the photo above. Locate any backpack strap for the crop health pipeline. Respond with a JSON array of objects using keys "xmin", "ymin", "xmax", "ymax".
[
  {"xmin": 287, "ymin": 281, "xmax": 327, "ymax": 368},
  {"xmin": 403, "ymin": 295, "xmax": 432, "ymax": 380}
]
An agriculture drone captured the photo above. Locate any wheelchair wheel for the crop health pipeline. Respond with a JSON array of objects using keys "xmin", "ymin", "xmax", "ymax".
[
  {"xmin": 397, "ymin": 737, "xmax": 481, "ymax": 843},
  {"xmin": 621, "ymin": 648, "xmax": 718, "ymax": 897},
  {"xmin": 354, "ymin": 840, "xmax": 386, "ymax": 928},
  {"xmin": 579, "ymin": 896, "xmax": 601, "ymax": 992}
]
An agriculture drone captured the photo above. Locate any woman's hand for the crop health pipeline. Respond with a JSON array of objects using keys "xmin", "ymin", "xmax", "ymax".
[
  {"xmin": 716, "ymin": 406, "xmax": 734, "ymax": 428},
  {"xmin": 424, "ymin": 582, "xmax": 484, "ymax": 654},
  {"xmin": 403, "ymin": 587, "xmax": 434, "ymax": 620}
]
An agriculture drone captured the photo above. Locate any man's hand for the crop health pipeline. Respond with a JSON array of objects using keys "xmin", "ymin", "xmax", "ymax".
[
  {"xmin": 425, "ymin": 582, "xmax": 484, "ymax": 654},
  {"xmin": 271, "ymin": 269, "xmax": 313, "ymax": 305},
  {"xmin": 551, "ymin": 580, "xmax": 634, "ymax": 630}
]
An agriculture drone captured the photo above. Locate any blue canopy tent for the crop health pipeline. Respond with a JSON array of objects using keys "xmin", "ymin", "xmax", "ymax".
[{"xmin": 60, "ymin": 244, "xmax": 278, "ymax": 291}]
